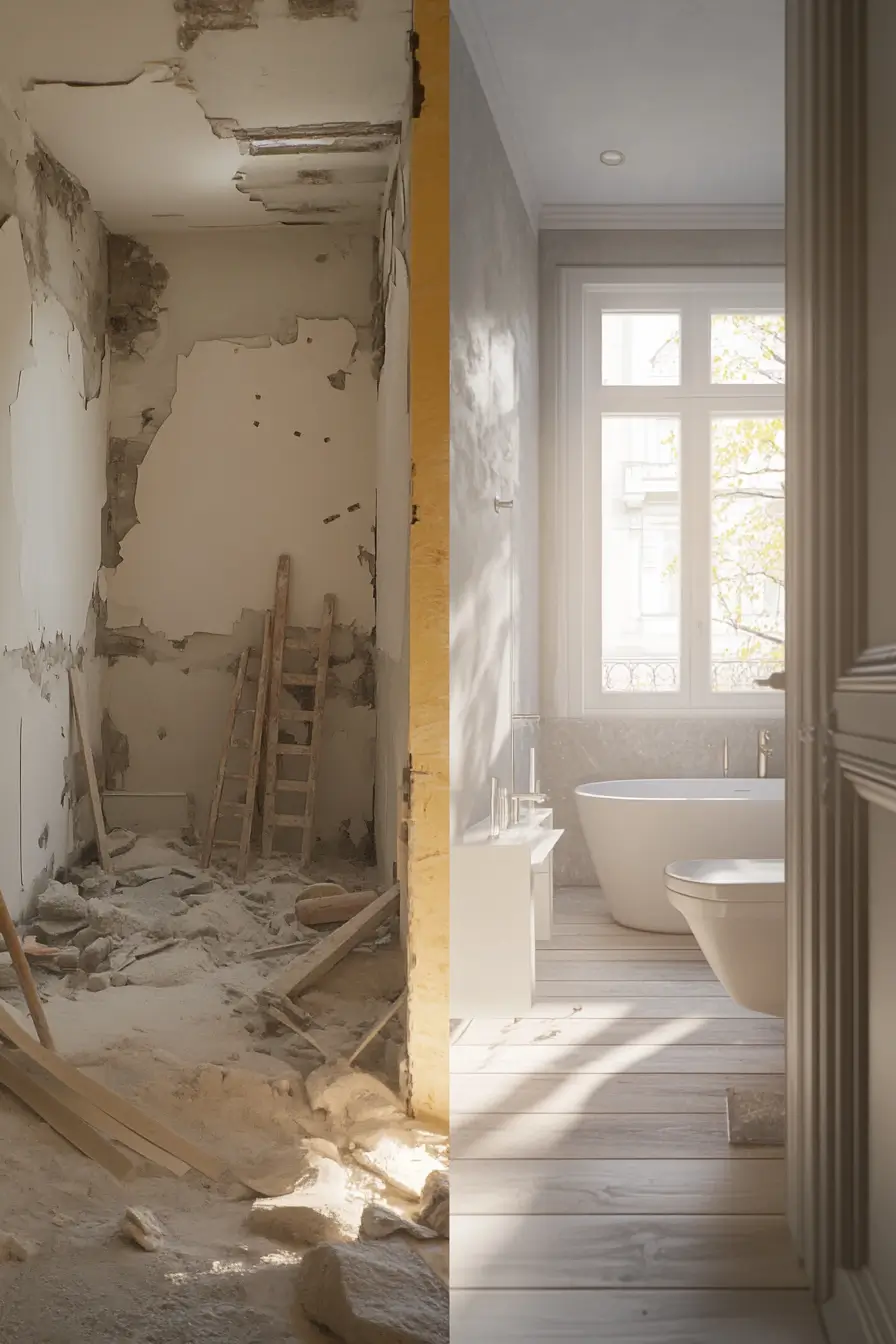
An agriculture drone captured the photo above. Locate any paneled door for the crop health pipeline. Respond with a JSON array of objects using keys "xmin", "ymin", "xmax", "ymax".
[{"xmin": 788, "ymin": 2, "xmax": 896, "ymax": 1339}]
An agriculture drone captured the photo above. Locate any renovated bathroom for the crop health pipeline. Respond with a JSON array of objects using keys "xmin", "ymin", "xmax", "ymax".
[{"xmin": 450, "ymin": 5, "xmax": 796, "ymax": 1318}]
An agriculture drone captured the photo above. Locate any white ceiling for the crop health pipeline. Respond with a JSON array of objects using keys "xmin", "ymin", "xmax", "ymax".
[
  {"xmin": 453, "ymin": 0, "xmax": 785, "ymax": 225},
  {"xmin": 3, "ymin": 0, "xmax": 411, "ymax": 232}
]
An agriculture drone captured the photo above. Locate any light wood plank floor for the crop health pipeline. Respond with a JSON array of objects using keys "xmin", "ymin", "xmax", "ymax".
[{"xmin": 450, "ymin": 886, "xmax": 826, "ymax": 1343}]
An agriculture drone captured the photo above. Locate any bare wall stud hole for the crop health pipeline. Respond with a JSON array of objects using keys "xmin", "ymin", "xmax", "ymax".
[{"xmin": 293, "ymin": 431, "xmax": 302, "ymax": 437}]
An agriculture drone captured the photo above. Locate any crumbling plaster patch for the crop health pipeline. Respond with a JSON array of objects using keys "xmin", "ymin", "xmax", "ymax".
[
  {"xmin": 174, "ymin": 0, "xmax": 260, "ymax": 51},
  {"xmin": 107, "ymin": 234, "xmax": 170, "ymax": 358}
]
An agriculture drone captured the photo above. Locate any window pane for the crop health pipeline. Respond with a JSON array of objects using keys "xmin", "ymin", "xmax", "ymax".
[
  {"xmin": 711, "ymin": 313, "xmax": 785, "ymax": 384},
  {"xmin": 602, "ymin": 312, "xmax": 680, "ymax": 386},
  {"xmin": 711, "ymin": 416, "xmax": 785, "ymax": 691},
  {"xmin": 602, "ymin": 416, "xmax": 681, "ymax": 692}
]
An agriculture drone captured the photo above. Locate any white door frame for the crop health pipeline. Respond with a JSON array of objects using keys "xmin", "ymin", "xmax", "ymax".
[{"xmin": 788, "ymin": 2, "xmax": 896, "ymax": 1337}]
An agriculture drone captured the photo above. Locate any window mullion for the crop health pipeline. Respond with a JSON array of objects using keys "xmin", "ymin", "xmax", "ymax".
[{"xmin": 681, "ymin": 293, "xmax": 711, "ymax": 706}]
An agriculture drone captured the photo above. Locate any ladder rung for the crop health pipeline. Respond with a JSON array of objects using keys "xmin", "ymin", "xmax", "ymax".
[
  {"xmin": 274, "ymin": 814, "xmax": 310, "ymax": 828},
  {"xmin": 279, "ymin": 709, "xmax": 314, "ymax": 722},
  {"xmin": 277, "ymin": 779, "xmax": 310, "ymax": 792},
  {"xmin": 219, "ymin": 801, "xmax": 250, "ymax": 815},
  {"xmin": 276, "ymin": 744, "xmax": 311, "ymax": 756},
  {"xmin": 282, "ymin": 672, "xmax": 317, "ymax": 687}
]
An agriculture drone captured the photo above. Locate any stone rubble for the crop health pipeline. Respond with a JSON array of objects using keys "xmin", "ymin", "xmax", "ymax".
[{"xmin": 297, "ymin": 1240, "xmax": 449, "ymax": 1344}]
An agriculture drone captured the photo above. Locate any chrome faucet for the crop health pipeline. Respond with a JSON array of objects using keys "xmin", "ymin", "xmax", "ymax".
[{"xmin": 757, "ymin": 729, "xmax": 772, "ymax": 778}]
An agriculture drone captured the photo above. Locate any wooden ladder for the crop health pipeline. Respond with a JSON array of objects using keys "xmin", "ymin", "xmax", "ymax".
[
  {"xmin": 262, "ymin": 577, "xmax": 335, "ymax": 865},
  {"xmin": 202, "ymin": 610, "xmax": 272, "ymax": 878}
]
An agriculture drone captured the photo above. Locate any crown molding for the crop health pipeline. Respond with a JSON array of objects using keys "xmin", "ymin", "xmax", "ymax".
[
  {"xmin": 450, "ymin": 0, "xmax": 540, "ymax": 234},
  {"xmin": 540, "ymin": 203, "xmax": 786, "ymax": 231}
]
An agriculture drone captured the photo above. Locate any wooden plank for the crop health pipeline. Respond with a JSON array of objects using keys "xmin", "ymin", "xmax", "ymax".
[
  {"xmin": 276, "ymin": 743, "xmax": 311, "ymax": 756},
  {"xmin": 347, "ymin": 989, "xmax": 407, "ymax": 1065},
  {"xmin": 8, "ymin": 1051, "xmax": 189, "ymax": 1176},
  {"xmin": 295, "ymin": 889, "xmax": 378, "ymax": 926},
  {"xmin": 452, "ymin": 1111, "xmax": 782, "ymax": 1161},
  {"xmin": 450, "ymin": 1044, "xmax": 785, "ymax": 1075},
  {"xmin": 269, "ymin": 884, "xmax": 400, "ymax": 999},
  {"xmin": 459, "ymin": 1017, "xmax": 785, "ymax": 1048},
  {"xmin": 238, "ymin": 609, "xmax": 272, "ymax": 880},
  {"xmin": 450, "ymin": 1289, "xmax": 826, "ymax": 1343},
  {"xmin": 302, "ymin": 592, "xmax": 335, "ymax": 865},
  {"xmin": 69, "ymin": 667, "xmax": 112, "ymax": 871},
  {"xmin": 261, "ymin": 554, "xmax": 291, "ymax": 859},
  {"xmin": 201, "ymin": 647, "xmax": 249, "ymax": 868},
  {"xmin": 450, "ymin": 1072, "xmax": 785, "ymax": 1116},
  {"xmin": 0, "ymin": 886, "xmax": 54, "ymax": 1049},
  {"xmin": 282, "ymin": 672, "xmax": 317, "ymax": 687},
  {"xmin": 451, "ymin": 1157, "xmax": 787, "ymax": 1216},
  {"xmin": 0, "ymin": 1050, "xmax": 135, "ymax": 1181},
  {"xmin": 0, "ymin": 1000, "xmax": 227, "ymax": 1181},
  {"xmin": 450, "ymin": 1214, "xmax": 806, "ymax": 1290}
]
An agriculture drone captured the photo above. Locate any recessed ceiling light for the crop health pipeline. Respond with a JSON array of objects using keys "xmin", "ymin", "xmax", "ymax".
[{"xmin": 600, "ymin": 149, "xmax": 626, "ymax": 167}]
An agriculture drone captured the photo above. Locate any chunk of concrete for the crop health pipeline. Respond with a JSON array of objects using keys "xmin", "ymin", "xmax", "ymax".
[
  {"xmin": 36, "ymin": 881, "xmax": 88, "ymax": 924},
  {"xmin": 247, "ymin": 1146, "xmax": 363, "ymax": 1245},
  {"xmin": 296, "ymin": 1241, "xmax": 448, "ymax": 1344},
  {"xmin": 79, "ymin": 937, "xmax": 113, "ymax": 972},
  {"xmin": 359, "ymin": 1204, "xmax": 439, "ymax": 1241},
  {"xmin": 305, "ymin": 1062, "xmax": 403, "ymax": 1130},
  {"xmin": 417, "ymin": 1171, "xmax": 448, "ymax": 1238},
  {"xmin": 120, "ymin": 1206, "xmax": 166, "ymax": 1252},
  {"xmin": 87, "ymin": 974, "xmax": 109, "ymax": 992},
  {"xmin": 0, "ymin": 1231, "xmax": 38, "ymax": 1262}
]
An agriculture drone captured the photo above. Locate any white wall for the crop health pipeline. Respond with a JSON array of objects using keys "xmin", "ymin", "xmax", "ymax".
[
  {"xmin": 102, "ymin": 226, "xmax": 380, "ymax": 857},
  {"xmin": 0, "ymin": 87, "xmax": 109, "ymax": 917},
  {"xmin": 450, "ymin": 18, "xmax": 540, "ymax": 839},
  {"xmin": 374, "ymin": 148, "xmax": 411, "ymax": 883}
]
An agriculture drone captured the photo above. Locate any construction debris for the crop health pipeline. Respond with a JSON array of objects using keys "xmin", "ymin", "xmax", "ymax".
[
  {"xmin": 0, "ymin": 830, "xmax": 442, "ymax": 1344},
  {"xmin": 295, "ymin": 887, "xmax": 379, "ymax": 926},
  {"xmin": 418, "ymin": 1170, "xmax": 449, "ymax": 1237},
  {"xmin": 120, "ymin": 1206, "xmax": 167, "ymax": 1252},
  {"xmin": 297, "ymin": 1241, "xmax": 450, "ymax": 1344}
]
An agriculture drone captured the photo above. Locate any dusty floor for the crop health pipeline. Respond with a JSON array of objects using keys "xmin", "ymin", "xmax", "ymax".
[{"xmin": 0, "ymin": 833, "xmax": 447, "ymax": 1342}]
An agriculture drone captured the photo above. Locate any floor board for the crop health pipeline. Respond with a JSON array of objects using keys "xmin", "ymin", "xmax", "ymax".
[
  {"xmin": 450, "ymin": 1290, "xmax": 826, "ymax": 1343},
  {"xmin": 450, "ymin": 885, "xmax": 815, "ymax": 1337},
  {"xmin": 452, "ymin": 1157, "xmax": 787, "ymax": 1215},
  {"xmin": 453, "ymin": 1110, "xmax": 782, "ymax": 1160},
  {"xmin": 451, "ymin": 1071, "xmax": 784, "ymax": 1114},
  {"xmin": 457, "ymin": 1016, "xmax": 785, "ymax": 1047},
  {"xmin": 536, "ymin": 979, "xmax": 730, "ymax": 997},
  {"xmin": 537, "ymin": 960, "xmax": 722, "ymax": 981},
  {"xmin": 450, "ymin": 1214, "xmax": 806, "ymax": 1289},
  {"xmin": 451, "ymin": 1043, "xmax": 785, "ymax": 1074}
]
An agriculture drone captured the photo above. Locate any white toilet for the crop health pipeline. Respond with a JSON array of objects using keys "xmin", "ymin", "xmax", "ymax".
[{"xmin": 665, "ymin": 859, "xmax": 785, "ymax": 1017}]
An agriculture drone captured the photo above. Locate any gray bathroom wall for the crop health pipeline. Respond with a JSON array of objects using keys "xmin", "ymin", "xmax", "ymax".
[
  {"xmin": 544, "ymin": 716, "xmax": 785, "ymax": 885},
  {"xmin": 450, "ymin": 16, "xmax": 539, "ymax": 838}
]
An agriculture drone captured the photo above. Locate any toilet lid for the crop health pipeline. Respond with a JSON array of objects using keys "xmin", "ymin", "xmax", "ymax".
[{"xmin": 665, "ymin": 858, "xmax": 785, "ymax": 903}]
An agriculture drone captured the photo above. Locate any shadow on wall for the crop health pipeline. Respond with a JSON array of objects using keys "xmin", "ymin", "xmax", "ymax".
[
  {"xmin": 450, "ymin": 531, "xmax": 513, "ymax": 838},
  {"xmin": 541, "ymin": 716, "xmax": 787, "ymax": 886}
]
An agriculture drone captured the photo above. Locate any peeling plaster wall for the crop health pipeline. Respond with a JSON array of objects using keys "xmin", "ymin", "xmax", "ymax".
[
  {"xmin": 449, "ymin": 19, "xmax": 539, "ymax": 838},
  {"xmin": 102, "ymin": 226, "xmax": 378, "ymax": 856},
  {"xmin": 0, "ymin": 86, "xmax": 109, "ymax": 918},
  {"xmin": 374, "ymin": 145, "xmax": 410, "ymax": 883}
]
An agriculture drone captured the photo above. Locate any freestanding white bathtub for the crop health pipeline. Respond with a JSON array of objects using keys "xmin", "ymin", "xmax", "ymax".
[{"xmin": 574, "ymin": 778, "xmax": 785, "ymax": 933}]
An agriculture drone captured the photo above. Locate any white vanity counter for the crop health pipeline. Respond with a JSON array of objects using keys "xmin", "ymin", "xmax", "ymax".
[{"xmin": 451, "ymin": 807, "xmax": 563, "ymax": 1017}]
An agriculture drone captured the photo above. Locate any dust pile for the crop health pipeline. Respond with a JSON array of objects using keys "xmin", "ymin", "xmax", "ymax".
[{"xmin": 0, "ymin": 833, "xmax": 447, "ymax": 1342}]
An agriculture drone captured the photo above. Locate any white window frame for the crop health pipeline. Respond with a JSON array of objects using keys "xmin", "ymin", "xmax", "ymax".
[{"xmin": 558, "ymin": 266, "xmax": 786, "ymax": 718}]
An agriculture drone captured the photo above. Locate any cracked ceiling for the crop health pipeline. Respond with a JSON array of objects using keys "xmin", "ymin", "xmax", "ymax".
[{"xmin": 4, "ymin": 0, "xmax": 411, "ymax": 232}]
